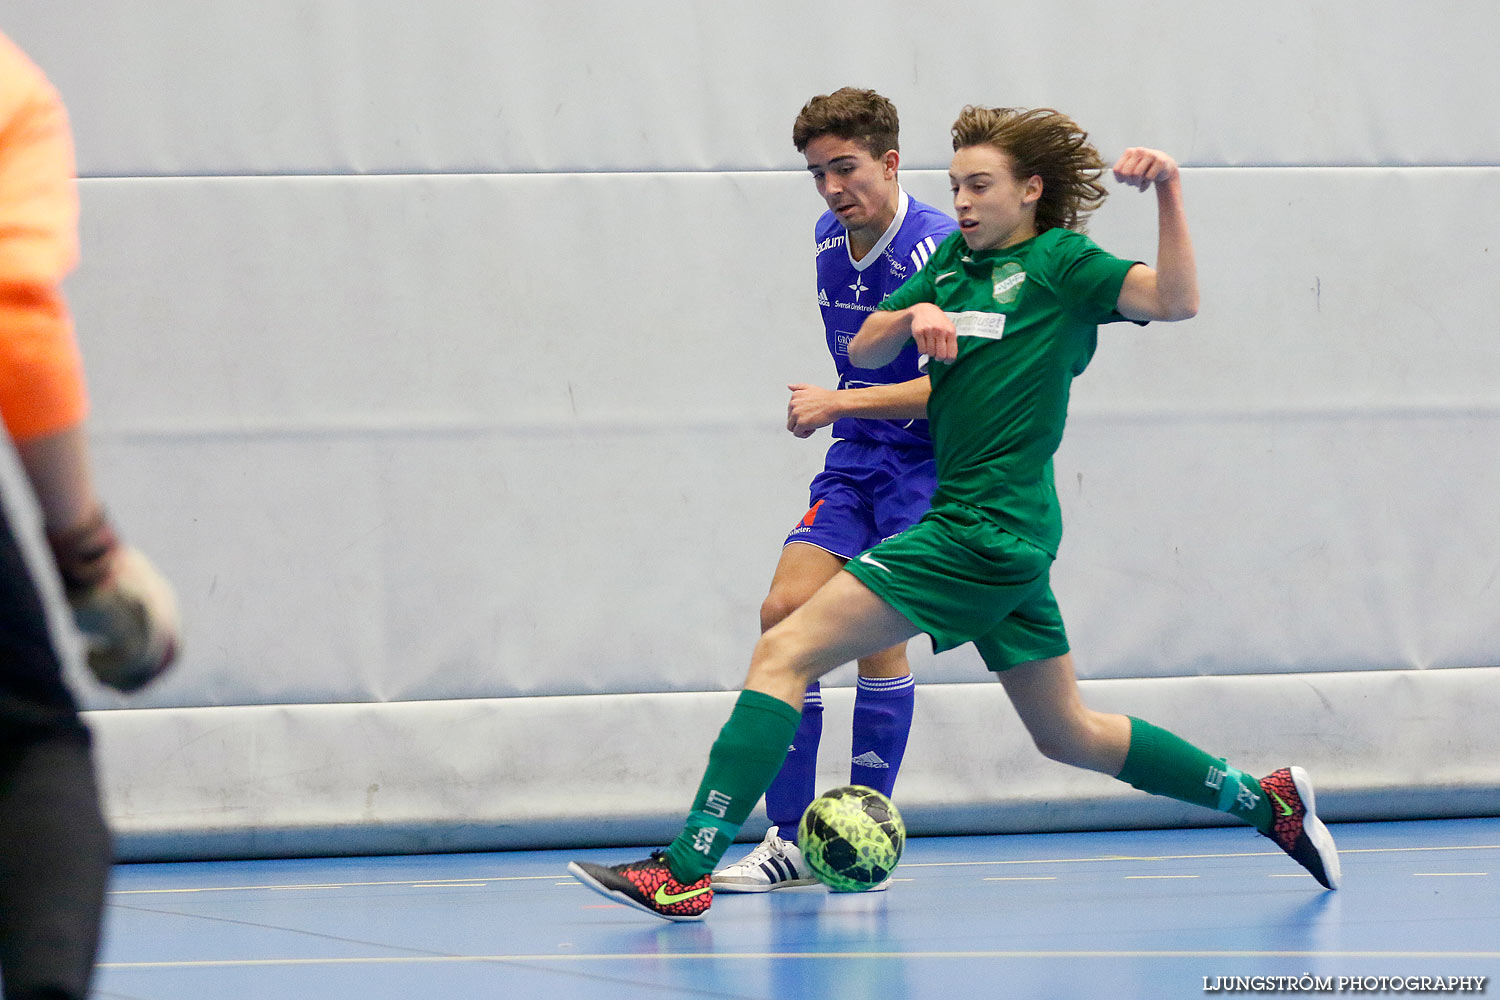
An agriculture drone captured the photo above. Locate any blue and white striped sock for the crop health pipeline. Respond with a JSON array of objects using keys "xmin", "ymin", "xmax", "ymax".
[{"xmin": 850, "ymin": 674, "xmax": 915, "ymax": 797}]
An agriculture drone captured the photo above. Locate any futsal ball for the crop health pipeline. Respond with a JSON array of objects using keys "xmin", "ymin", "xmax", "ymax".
[{"xmin": 797, "ymin": 785, "xmax": 905, "ymax": 892}]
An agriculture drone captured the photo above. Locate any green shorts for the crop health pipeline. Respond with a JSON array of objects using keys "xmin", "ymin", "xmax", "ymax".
[{"xmin": 842, "ymin": 502, "xmax": 1070, "ymax": 671}]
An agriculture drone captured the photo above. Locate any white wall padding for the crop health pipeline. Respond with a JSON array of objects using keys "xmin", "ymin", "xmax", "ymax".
[
  {"xmin": 8, "ymin": 3, "xmax": 1500, "ymax": 176},
  {"xmin": 65, "ymin": 165, "xmax": 1500, "ymax": 710},
  {"xmin": 92, "ymin": 667, "xmax": 1500, "ymax": 860}
]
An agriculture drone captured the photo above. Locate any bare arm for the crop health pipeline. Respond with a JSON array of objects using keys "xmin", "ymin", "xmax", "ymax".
[
  {"xmin": 786, "ymin": 377, "xmax": 930, "ymax": 438},
  {"xmin": 1111, "ymin": 148, "xmax": 1199, "ymax": 323},
  {"xmin": 15, "ymin": 425, "xmax": 103, "ymax": 536},
  {"xmin": 12, "ymin": 421, "xmax": 179, "ymax": 693}
]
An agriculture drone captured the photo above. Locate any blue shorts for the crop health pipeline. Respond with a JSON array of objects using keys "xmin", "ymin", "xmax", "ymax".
[{"xmin": 783, "ymin": 438, "xmax": 937, "ymax": 560}]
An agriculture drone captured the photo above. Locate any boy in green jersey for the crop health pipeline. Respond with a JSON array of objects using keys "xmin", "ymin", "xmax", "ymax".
[{"xmin": 570, "ymin": 106, "xmax": 1340, "ymax": 921}]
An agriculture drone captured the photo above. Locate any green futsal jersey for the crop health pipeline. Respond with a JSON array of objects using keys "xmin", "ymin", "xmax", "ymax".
[{"xmin": 877, "ymin": 227, "xmax": 1140, "ymax": 556}]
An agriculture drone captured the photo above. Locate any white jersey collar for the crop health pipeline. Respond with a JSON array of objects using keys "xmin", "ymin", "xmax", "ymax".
[{"xmin": 847, "ymin": 187, "xmax": 909, "ymax": 272}]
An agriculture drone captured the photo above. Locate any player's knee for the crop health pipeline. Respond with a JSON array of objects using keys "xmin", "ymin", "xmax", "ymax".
[
  {"xmin": 1028, "ymin": 713, "xmax": 1119, "ymax": 771},
  {"xmin": 1030, "ymin": 731, "xmax": 1087, "ymax": 767},
  {"xmin": 759, "ymin": 586, "xmax": 811, "ymax": 633},
  {"xmin": 748, "ymin": 626, "xmax": 817, "ymax": 692},
  {"xmin": 749, "ymin": 628, "xmax": 793, "ymax": 679}
]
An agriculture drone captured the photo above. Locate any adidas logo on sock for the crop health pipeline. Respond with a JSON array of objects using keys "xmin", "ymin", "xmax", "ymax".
[{"xmin": 851, "ymin": 750, "xmax": 889, "ymax": 769}]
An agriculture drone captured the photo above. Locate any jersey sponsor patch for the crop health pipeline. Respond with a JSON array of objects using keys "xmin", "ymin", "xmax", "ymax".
[
  {"xmin": 947, "ymin": 311, "xmax": 1007, "ymax": 341},
  {"xmin": 922, "ymin": 312, "xmax": 1006, "ymax": 370},
  {"xmin": 815, "ymin": 233, "xmax": 846, "ymax": 256}
]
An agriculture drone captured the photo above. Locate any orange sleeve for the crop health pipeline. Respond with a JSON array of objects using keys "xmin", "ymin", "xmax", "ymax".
[{"xmin": 0, "ymin": 31, "xmax": 88, "ymax": 442}]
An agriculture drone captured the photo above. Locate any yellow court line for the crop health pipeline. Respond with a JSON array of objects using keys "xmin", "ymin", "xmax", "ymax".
[
  {"xmin": 100, "ymin": 948, "xmax": 1500, "ymax": 970},
  {"xmin": 110, "ymin": 875, "xmax": 556, "ymax": 896}
]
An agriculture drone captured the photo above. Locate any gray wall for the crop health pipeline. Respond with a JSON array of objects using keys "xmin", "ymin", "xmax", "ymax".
[{"xmin": 5, "ymin": 2, "xmax": 1497, "ymax": 858}]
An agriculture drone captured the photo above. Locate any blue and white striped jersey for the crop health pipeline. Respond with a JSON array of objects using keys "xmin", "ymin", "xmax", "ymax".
[{"xmin": 813, "ymin": 188, "xmax": 957, "ymax": 447}]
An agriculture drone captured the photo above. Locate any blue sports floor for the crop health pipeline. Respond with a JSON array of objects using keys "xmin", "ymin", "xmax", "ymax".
[{"xmin": 95, "ymin": 819, "xmax": 1499, "ymax": 999}]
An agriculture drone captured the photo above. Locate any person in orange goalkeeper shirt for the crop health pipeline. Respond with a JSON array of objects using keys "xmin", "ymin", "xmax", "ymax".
[{"xmin": 1, "ymin": 29, "xmax": 179, "ymax": 1000}]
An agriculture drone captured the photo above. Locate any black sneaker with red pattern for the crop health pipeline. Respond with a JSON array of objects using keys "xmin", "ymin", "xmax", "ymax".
[
  {"xmin": 568, "ymin": 851, "xmax": 714, "ymax": 921},
  {"xmin": 1258, "ymin": 766, "xmax": 1341, "ymax": 889}
]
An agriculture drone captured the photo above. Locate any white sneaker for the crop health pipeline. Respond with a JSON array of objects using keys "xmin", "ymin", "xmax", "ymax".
[{"xmin": 710, "ymin": 826, "xmax": 820, "ymax": 892}]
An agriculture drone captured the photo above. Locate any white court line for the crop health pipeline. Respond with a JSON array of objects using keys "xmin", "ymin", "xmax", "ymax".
[
  {"xmin": 100, "ymin": 948, "xmax": 1500, "ymax": 970},
  {"xmin": 1123, "ymin": 875, "xmax": 1198, "ymax": 880},
  {"xmin": 982, "ymin": 876, "xmax": 1056, "ymax": 882},
  {"xmin": 900, "ymin": 843, "xmax": 1500, "ymax": 868},
  {"xmin": 1412, "ymin": 872, "xmax": 1489, "ymax": 877},
  {"xmin": 898, "ymin": 854, "xmax": 1272, "ymax": 868},
  {"xmin": 1340, "ymin": 844, "xmax": 1500, "ymax": 855},
  {"xmin": 410, "ymin": 883, "xmax": 488, "ymax": 888}
]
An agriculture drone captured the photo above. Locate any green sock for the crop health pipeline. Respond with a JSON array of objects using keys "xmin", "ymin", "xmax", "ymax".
[
  {"xmin": 1115, "ymin": 717, "xmax": 1273, "ymax": 832},
  {"xmin": 664, "ymin": 690, "xmax": 801, "ymax": 881}
]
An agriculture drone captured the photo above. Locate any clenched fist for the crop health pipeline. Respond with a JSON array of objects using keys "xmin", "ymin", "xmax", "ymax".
[{"xmin": 49, "ymin": 508, "xmax": 179, "ymax": 692}]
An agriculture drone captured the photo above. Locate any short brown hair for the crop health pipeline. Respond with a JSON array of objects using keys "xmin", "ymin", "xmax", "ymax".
[
  {"xmin": 951, "ymin": 106, "xmax": 1107, "ymax": 233},
  {"xmin": 793, "ymin": 88, "xmax": 899, "ymax": 158}
]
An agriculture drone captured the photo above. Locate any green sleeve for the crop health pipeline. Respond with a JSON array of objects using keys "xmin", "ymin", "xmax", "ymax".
[{"xmin": 1053, "ymin": 232, "xmax": 1142, "ymax": 324}]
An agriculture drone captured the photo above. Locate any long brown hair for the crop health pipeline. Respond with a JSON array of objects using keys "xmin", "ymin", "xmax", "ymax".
[{"xmin": 951, "ymin": 106, "xmax": 1107, "ymax": 232}]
